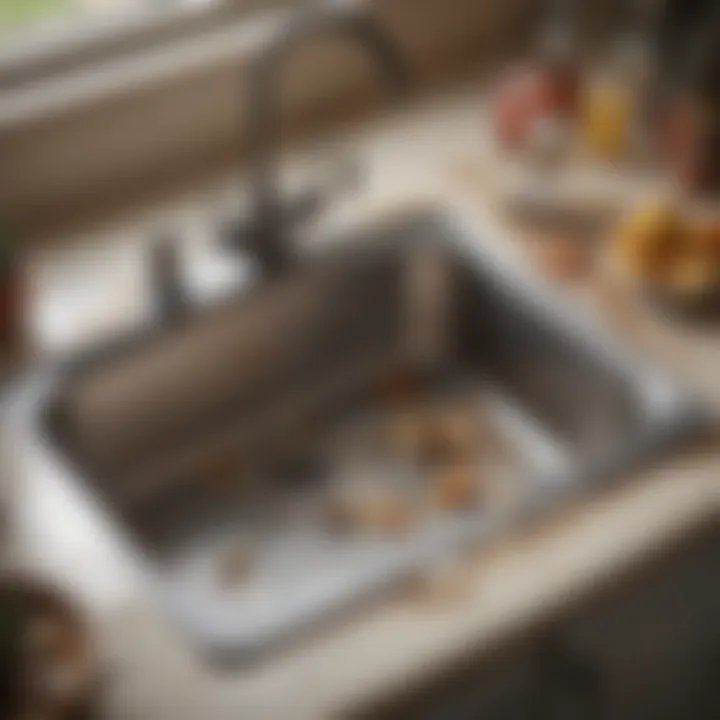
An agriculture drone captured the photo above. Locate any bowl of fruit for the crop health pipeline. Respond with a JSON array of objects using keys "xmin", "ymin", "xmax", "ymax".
[{"xmin": 610, "ymin": 197, "xmax": 720, "ymax": 318}]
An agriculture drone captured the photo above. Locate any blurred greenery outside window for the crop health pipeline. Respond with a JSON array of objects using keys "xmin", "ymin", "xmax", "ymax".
[
  {"xmin": 1, "ymin": 0, "xmax": 81, "ymax": 33},
  {"xmin": 0, "ymin": 0, "xmax": 221, "ymax": 37}
]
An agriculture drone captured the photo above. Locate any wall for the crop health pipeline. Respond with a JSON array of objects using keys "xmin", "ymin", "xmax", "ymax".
[{"xmin": 0, "ymin": 0, "xmax": 531, "ymax": 240}]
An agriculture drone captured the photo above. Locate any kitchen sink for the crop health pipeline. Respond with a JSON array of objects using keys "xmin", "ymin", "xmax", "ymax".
[{"xmin": 34, "ymin": 208, "xmax": 704, "ymax": 664}]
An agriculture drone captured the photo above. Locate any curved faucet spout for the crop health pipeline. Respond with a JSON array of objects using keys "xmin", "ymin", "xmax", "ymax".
[{"xmin": 244, "ymin": 5, "xmax": 411, "ymax": 274}]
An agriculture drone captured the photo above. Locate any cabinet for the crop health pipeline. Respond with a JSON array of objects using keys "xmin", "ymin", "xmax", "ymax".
[
  {"xmin": 555, "ymin": 530, "xmax": 720, "ymax": 720},
  {"xmin": 375, "ymin": 529, "xmax": 720, "ymax": 720}
]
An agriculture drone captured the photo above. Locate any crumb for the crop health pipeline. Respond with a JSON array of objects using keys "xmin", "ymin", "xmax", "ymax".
[
  {"xmin": 363, "ymin": 494, "xmax": 415, "ymax": 535},
  {"xmin": 386, "ymin": 409, "xmax": 427, "ymax": 460},
  {"xmin": 435, "ymin": 465, "xmax": 481, "ymax": 511},
  {"xmin": 217, "ymin": 543, "xmax": 255, "ymax": 589},
  {"xmin": 387, "ymin": 405, "xmax": 478, "ymax": 463},
  {"xmin": 326, "ymin": 488, "xmax": 416, "ymax": 536},
  {"xmin": 325, "ymin": 495, "xmax": 356, "ymax": 535},
  {"xmin": 424, "ymin": 406, "xmax": 477, "ymax": 460}
]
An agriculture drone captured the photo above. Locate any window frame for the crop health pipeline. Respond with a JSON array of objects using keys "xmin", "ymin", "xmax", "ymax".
[{"xmin": 0, "ymin": 0, "xmax": 305, "ymax": 91}]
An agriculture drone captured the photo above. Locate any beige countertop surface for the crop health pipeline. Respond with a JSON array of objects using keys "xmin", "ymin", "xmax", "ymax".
[{"xmin": 6, "ymin": 86, "xmax": 720, "ymax": 719}]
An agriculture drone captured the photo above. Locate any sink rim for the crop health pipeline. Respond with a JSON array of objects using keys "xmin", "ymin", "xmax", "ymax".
[{"xmin": 23, "ymin": 206, "xmax": 712, "ymax": 665}]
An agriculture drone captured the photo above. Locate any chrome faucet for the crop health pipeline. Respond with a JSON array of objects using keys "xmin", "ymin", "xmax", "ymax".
[
  {"xmin": 228, "ymin": 3, "xmax": 411, "ymax": 274},
  {"xmin": 150, "ymin": 5, "xmax": 410, "ymax": 324}
]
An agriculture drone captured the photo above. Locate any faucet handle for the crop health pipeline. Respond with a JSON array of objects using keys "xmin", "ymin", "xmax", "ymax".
[
  {"xmin": 218, "ymin": 190, "xmax": 320, "ymax": 262},
  {"xmin": 149, "ymin": 236, "xmax": 188, "ymax": 323},
  {"xmin": 241, "ymin": 4, "xmax": 409, "ymax": 274},
  {"xmin": 286, "ymin": 154, "xmax": 363, "ymax": 228},
  {"xmin": 221, "ymin": 155, "xmax": 363, "ymax": 259}
]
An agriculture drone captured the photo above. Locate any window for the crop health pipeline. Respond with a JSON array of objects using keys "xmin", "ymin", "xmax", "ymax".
[
  {"xmin": 1, "ymin": 0, "xmax": 80, "ymax": 36},
  {"xmin": 1, "ymin": 0, "xmax": 222, "ymax": 40},
  {"xmin": 0, "ymin": 1, "xmax": 301, "ymax": 92}
]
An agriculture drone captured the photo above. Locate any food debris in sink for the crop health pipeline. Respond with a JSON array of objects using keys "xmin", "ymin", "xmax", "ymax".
[
  {"xmin": 216, "ymin": 541, "xmax": 257, "ymax": 590},
  {"xmin": 127, "ymin": 366, "xmax": 554, "ymax": 664},
  {"xmin": 433, "ymin": 465, "xmax": 484, "ymax": 512},
  {"xmin": 190, "ymin": 374, "xmax": 527, "ymax": 600},
  {"xmin": 303, "ymin": 378, "xmax": 523, "ymax": 538},
  {"xmin": 384, "ymin": 403, "xmax": 479, "ymax": 463},
  {"xmin": 325, "ymin": 483, "xmax": 418, "ymax": 537}
]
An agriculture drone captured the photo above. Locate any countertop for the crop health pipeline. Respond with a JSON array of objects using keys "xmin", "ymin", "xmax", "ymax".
[{"xmin": 5, "ymin": 86, "xmax": 720, "ymax": 719}]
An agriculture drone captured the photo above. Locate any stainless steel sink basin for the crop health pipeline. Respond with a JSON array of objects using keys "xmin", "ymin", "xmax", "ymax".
[{"xmin": 35, "ymin": 208, "xmax": 704, "ymax": 664}]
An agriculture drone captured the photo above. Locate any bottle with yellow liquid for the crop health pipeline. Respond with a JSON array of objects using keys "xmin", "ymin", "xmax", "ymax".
[
  {"xmin": 581, "ymin": 39, "xmax": 651, "ymax": 162},
  {"xmin": 582, "ymin": 75, "xmax": 633, "ymax": 159}
]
